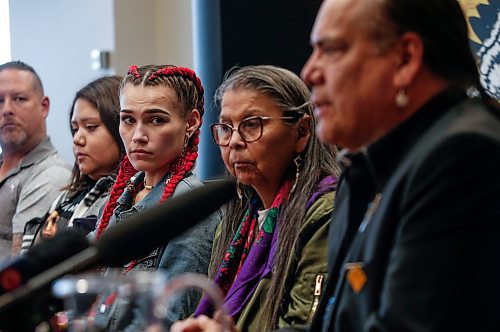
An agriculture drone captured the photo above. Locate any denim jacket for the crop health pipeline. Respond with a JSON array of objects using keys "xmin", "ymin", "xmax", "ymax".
[{"xmin": 93, "ymin": 171, "xmax": 220, "ymax": 331}]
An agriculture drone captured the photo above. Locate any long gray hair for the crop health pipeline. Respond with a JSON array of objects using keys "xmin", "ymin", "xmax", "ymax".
[{"xmin": 211, "ymin": 65, "xmax": 339, "ymax": 330}]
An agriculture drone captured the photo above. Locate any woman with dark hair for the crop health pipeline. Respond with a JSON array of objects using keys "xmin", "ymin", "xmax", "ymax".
[
  {"xmin": 89, "ymin": 64, "xmax": 219, "ymax": 331},
  {"xmin": 173, "ymin": 65, "xmax": 340, "ymax": 332},
  {"xmin": 22, "ymin": 76, "xmax": 123, "ymax": 250}
]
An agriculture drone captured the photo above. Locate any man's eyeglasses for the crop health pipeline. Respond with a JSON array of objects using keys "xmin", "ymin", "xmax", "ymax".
[{"xmin": 210, "ymin": 115, "xmax": 302, "ymax": 146}]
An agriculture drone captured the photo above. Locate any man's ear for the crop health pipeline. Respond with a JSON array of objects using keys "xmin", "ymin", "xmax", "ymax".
[
  {"xmin": 186, "ymin": 109, "xmax": 201, "ymax": 138},
  {"xmin": 392, "ymin": 32, "xmax": 424, "ymax": 88},
  {"xmin": 295, "ymin": 114, "xmax": 312, "ymax": 153},
  {"xmin": 41, "ymin": 96, "xmax": 50, "ymax": 119}
]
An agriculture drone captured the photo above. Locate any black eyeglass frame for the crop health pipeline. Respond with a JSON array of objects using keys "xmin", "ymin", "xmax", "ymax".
[{"xmin": 210, "ymin": 113, "xmax": 303, "ymax": 146}]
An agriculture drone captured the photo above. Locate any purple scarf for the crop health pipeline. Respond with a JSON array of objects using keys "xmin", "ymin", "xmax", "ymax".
[{"xmin": 195, "ymin": 176, "xmax": 337, "ymax": 319}]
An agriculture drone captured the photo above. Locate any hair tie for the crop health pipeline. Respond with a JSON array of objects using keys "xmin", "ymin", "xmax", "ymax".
[{"xmin": 128, "ymin": 65, "xmax": 140, "ymax": 79}]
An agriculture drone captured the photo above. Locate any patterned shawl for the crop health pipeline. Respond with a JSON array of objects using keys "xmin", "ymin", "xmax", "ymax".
[
  {"xmin": 196, "ymin": 180, "xmax": 291, "ymax": 319},
  {"xmin": 195, "ymin": 175, "xmax": 337, "ymax": 320}
]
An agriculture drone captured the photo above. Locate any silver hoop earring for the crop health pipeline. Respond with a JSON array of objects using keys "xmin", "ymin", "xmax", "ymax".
[{"xmin": 395, "ymin": 88, "xmax": 409, "ymax": 108}]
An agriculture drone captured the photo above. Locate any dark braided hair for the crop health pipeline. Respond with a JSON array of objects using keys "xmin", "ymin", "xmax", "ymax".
[{"xmin": 95, "ymin": 64, "xmax": 204, "ymax": 240}]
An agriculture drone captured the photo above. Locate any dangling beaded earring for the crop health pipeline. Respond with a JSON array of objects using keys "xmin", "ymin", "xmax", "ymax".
[
  {"xmin": 395, "ymin": 88, "xmax": 409, "ymax": 108},
  {"xmin": 290, "ymin": 155, "xmax": 303, "ymax": 195},
  {"xmin": 236, "ymin": 180, "xmax": 244, "ymax": 201}
]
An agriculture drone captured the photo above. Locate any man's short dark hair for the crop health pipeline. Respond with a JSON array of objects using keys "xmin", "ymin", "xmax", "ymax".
[{"xmin": 0, "ymin": 60, "xmax": 45, "ymax": 95}]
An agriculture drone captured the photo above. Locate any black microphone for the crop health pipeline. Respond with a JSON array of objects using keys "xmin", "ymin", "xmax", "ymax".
[
  {"xmin": 0, "ymin": 178, "xmax": 235, "ymax": 330},
  {"xmin": 96, "ymin": 178, "xmax": 234, "ymax": 267},
  {"xmin": 0, "ymin": 230, "xmax": 91, "ymax": 331},
  {"xmin": 0, "ymin": 230, "xmax": 90, "ymax": 296}
]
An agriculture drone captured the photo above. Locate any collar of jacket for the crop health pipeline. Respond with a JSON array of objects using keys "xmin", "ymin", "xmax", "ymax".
[{"xmin": 343, "ymin": 87, "xmax": 468, "ymax": 192}]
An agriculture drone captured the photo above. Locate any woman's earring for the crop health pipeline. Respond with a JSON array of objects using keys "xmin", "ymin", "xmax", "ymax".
[
  {"xmin": 395, "ymin": 88, "xmax": 409, "ymax": 108},
  {"xmin": 236, "ymin": 180, "xmax": 244, "ymax": 202},
  {"xmin": 290, "ymin": 155, "xmax": 302, "ymax": 195},
  {"xmin": 236, "ymin": 180, "xmax": 243, "ymax": 200},
  {"xmin": 182, "ymin": 135, "xmax": 190, "ymax": 156},
  {"xmin": 170, "ymin": 135, "xmax": 190, "ymax": 175}
]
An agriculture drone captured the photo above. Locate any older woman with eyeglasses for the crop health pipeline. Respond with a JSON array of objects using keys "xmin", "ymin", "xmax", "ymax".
[{"xmin": 171, "ymin": 65, "xmax": 340, "ymax": 332}]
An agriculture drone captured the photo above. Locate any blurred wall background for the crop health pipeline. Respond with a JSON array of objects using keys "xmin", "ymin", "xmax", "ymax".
[
  {"xmin": 6, "ymin": 0, "xmax": 498, "ymax": 179},
  {"xmin": 8, "ymin": 0, "xmax": 193, "ymax": 166}
]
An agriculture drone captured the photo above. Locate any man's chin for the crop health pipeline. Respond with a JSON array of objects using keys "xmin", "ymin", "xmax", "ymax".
[{"xmin": 0, "ymin": 134, "xmax": 28, "ymax": 150}]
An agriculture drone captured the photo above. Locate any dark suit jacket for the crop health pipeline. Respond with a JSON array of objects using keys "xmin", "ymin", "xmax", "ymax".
[{"xmin": 310, "ymin": 89, "xmax": 500, "ymax": 331}]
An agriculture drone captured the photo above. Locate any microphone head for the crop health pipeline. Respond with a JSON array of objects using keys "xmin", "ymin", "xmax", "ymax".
[
  {"xmin": 0, "ymin": 229, "xmax": 90, "ymax": 294},
  {"xmin": 96, "ymin": 178, "xmax": 236, "ymax": 267},
  {"xmin": 0, "ymin": 229, "xmax": 91, "ymax": 331}
]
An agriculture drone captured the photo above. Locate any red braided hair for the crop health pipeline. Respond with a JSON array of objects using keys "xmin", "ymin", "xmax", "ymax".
[
  {"xmin": 128, "ymin": 65, "xmax": 140, "ymax": 79},
  {"xmin": 95, "ymin": 155, "xmax": 137, "ymax": 239},
  {"xmin": 96, "ymin": 65, "xmax": 204, "ymax": 243},
  {"xmin": 159, "ymin": 119, "xmax": 201, "ymax": 204}
]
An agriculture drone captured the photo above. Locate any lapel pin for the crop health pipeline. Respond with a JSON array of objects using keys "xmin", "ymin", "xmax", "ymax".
[{"xmin": 344, "ymin": 262, "xmax": 367, "ymax": 293}]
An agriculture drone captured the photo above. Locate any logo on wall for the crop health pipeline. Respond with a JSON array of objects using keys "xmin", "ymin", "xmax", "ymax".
[{"xmin": 458, "ymin": 0, "xmax": 499, "ymax": 100}]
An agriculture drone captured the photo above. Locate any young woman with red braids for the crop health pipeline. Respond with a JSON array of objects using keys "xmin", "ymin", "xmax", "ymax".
[{"xmin": 89, "ymin": 64, "xmax": 220, "ymax": 331}]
